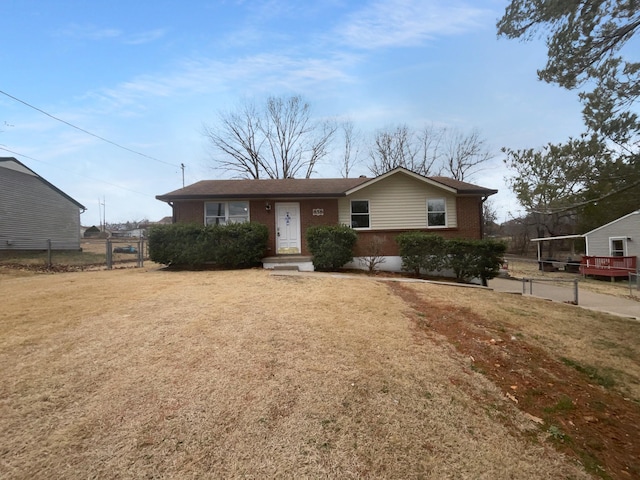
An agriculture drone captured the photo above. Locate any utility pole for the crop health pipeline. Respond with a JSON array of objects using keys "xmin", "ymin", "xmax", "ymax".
[
  {"xmin": 181, "ymin": 163, "xmax": 185, "ymax": 188},
  {"xmin": 101, "ymin": 196, "xmax": 106, "ymax": 232}
]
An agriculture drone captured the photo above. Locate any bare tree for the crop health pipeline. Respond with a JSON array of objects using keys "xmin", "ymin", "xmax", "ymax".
[
  {"xmin": 416, "ymin": 124, "xmax": 446, "ymax": 176},
  {"xmin": 368, "ymin": 125, "xmax": 421, "ymax": 175},
  {"xmin": 203, "ymin": 102, "xmax": 263, "ymax": 178},
  {"xmin": 441, "ymin": 128, "xmax": 493, "ymax": 181},
  {"xmin": 203, "ymin": 95, "xmax": 336, "ymax": 179},
  {"xmin": 338, "ymin": 120, "xmax": 361, "ymax": 178},
  {"xmin": 367, "ymin": 124, "xmax": 492, "ymax": 180}
]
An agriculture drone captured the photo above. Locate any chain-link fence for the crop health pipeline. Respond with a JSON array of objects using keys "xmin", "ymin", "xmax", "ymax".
[
  {"xmin": 522, "ymin": 277, "xmax": 580, "ymax": 305},
  {"xmin": 630, "ymin": 273, "xmax": 639, "ymax": 298},
  {"xmin": 0, "ymin": 238, "xmax": 149, "ymax": 271}
]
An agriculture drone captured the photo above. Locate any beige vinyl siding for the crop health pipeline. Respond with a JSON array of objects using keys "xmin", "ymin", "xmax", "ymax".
[{"xmin": 339, "ymin": 173, "xmax": 457, "ymax": 229}]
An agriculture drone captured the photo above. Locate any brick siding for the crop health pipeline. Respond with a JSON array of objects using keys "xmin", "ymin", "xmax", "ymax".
[{"xmin": 170, "ymin": 196, "xmax": 484, "ymax": 258}]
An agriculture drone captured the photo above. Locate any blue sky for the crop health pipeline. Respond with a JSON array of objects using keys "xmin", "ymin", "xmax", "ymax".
[{"xmin": 1, "ymin": 0, "xmax": 587, "ymax": 226}]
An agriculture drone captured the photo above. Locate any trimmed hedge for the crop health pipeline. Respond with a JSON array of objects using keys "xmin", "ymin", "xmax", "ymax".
[
  {"xmin": 148, "ymin": 222, "xmax": 269, "ymax": 268},
  {"xmin": 395, "ymin": 232, "xmax": 446, "ymax": 276},
  {"xmin": 397, "ymin": 232, "xmax": 506, "ymax": 285},
  {"xmin": 306, "ymin": 224, "xmax": 357, "ymax": 271}
]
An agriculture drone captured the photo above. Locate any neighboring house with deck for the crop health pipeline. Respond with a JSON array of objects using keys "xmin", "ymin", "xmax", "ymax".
[
  {"xmin": 0, "ymin": 157, "xmax": 86, "ymax": 251},
  {"xmin": 532, "ymin": 209, "xmax": 639, "ymax": 278},
  {"xmin": 156, "ymin": 167, "xmax": 497, "ymax": 272},
  {"xmin": 581, "ymin": 210, "xmax": 639, "ymax": 278}
]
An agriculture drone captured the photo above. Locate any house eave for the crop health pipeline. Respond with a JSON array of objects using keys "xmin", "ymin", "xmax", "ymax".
[{"xmin": 156, "ymin": 193, "xmax": 346, "ymax": 202}]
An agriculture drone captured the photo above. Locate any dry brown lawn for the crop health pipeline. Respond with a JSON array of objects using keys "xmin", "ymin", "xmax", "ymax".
[{"xmin": 1, "ymin": 265, "xmax": 639, "ymax": 479}]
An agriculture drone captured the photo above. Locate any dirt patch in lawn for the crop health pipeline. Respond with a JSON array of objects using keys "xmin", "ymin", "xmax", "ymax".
[
  {"xmin": 387, "ymin": 281, "xmax": 640, "ymax": 479},
  {"xmin": 1, "ymin": 267, "xmax": 638, "ymax": 478}
]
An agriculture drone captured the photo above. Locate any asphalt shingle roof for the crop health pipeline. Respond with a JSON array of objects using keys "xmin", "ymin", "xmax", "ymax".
[{"xmin": 156, "ymin": 168, "xmax": 497, "ymax": 201}]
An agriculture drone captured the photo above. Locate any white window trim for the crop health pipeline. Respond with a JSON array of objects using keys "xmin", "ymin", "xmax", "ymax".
[
  {"xmin": 350, "ymin": 199, "xmax": 371, "ymax": 229},
  {"xmin": 204, "ymin": 201, "xmax": 250, "ymax": 225},
  {"xmin": 609, "ymin": 236, "xmax": 627, "ymax": 256},
  {"xmin": 427, "ymin": 198, "xmax": 447, "ymax": 228}
]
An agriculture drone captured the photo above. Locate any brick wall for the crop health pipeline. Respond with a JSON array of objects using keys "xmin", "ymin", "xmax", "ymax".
[
  {"xmin": 249, "ymin": 200, "xmax": 276, "ymax": 256},
  {"xmin": 174, "ymin": 201, "xmax": 204, "ymax": 224},
  {"xmin": 299, "ymin": 199, "xmax": 339, "ymax": 255},
  {"xmin": 170, "ymin": 196, "xmax": 485, "ymax": 258},
  {"xmin": 455, "ymin": 196, "xmax": 483, "ymax": 240}
]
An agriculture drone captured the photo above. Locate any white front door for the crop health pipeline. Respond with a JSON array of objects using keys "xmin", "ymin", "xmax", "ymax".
[{"xmin": 276, "ymin": 202, "xmax": 301, "ymax": 254}]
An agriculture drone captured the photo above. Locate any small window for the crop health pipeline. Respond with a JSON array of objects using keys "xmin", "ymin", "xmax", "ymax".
[
  {"xmin": 205, "ymin": 201, "xmax": 249, "ymax": 225},
  {"xmin": 351, "ymin": 200, "xmax": 370, "ymax": 228},
  {"xmin": 610, "ymin": 238, "xmax": 625, "ymax": 257},
  {"xmin": 427, "ymin": 198, "xmax": 446, "ymax": 227},
  {"xmin": 228, "ymin": 202, "xmax": 249, "ymax": 224},
  {"xmin": 206, "ymin": 202, "xmax": 226, "ymax": 225}
]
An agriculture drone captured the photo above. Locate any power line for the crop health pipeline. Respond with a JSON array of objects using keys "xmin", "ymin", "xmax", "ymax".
[
  {"xmin": 0, "ymin": 146, "xmax": 154, "ymax": 198},
  {"xmin": 0, "ymin": 88, "xmax": 181, "ymax": 169}
]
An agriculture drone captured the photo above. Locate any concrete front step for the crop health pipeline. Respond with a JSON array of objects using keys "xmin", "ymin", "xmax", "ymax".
[{"xmin": 262, "ymin": 255, "xmax": 314, "ymax": 272}]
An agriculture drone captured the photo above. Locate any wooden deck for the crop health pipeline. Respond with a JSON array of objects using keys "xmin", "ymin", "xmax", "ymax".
[{"xmin": 580, "ymin": 256, "xmax": 637, "ymax": 278}]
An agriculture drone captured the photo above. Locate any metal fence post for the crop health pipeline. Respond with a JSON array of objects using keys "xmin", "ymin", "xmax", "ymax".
[
  {"xmin": 47, "ymin": 239, "xmax": 52, "ymax": 268},
  {"xmin": 574, "ymin": 278, "xmax": 579, "ymax": 305},
  {"xmin": 106, "ymin": 239, "xmax": 112, "ymax": 270},
  {"xmin": 137, "ymin": 239, "xmax": 143, "ymax": 267}
]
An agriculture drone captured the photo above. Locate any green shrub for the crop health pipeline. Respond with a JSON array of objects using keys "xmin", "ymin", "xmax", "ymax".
[
  {"xmin": 446, "ymin": 239, "xmax": 479, "ymax": 282},
  {"xmin": 148, "ymin": 222, "xmax": 268, "ymax": 268},
  {"xmin": 211, "ymin": 222, "xmax": 269, "ymax": 268},
  {"xmin": 396, "ymin": 232, "xmax": 446, "ymax": 276},
  {"xmin": 148, "ymin": 223, "xmax": 208, "ymax": 266},
  {"xmin": 447, "ymin": 238, "xmax": 507, "ymax": 285},
  {"xmin": 306, "ymin": 224, "xmax": 357, "ymax": 271},
  {"xmin": 471, "ymin": 239, "xmax": 507, "ymax": 286},
  {"xmin": 396, "ymin": 232, "xmax": 506, "ymax": 284}
]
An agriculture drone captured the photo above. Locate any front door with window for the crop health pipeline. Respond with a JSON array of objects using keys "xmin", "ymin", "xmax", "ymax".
[{"xmin": 276, "ymin": 202, "xmax": 301, "ymax": 254}]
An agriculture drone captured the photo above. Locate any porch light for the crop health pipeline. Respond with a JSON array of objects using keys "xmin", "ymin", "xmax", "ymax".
[{"xmin": 265, "ymin": 202, "xmax": 272, "ymax": 211}]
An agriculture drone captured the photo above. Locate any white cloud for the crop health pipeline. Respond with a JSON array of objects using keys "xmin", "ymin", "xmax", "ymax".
[
  {"xmin": 337, "ymin": 0, "xmax": 490, "ymax": 49},
  {"xmin": 56, "ymin": 24, "xmax": 123, "ymax": 41},
  {"xmin": 56, "ymin": 24, "xmax": 166, "ymax": 45},
  {"xmin": 125, "ymin": 29, "xmax": 168, "ymax": 45},
  {"xmin": 89, "ymin": 52, "xmax": 357, "ymax": 114}
]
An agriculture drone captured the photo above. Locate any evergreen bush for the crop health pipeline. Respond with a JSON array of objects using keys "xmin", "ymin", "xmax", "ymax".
[
  {"xmin": 148, "ymin": 222, "xmax": 268, "ymax": 268},
  {"xmin": 306, "ymin": 224, "xmax": 357, "ymax": 271},
  {"xmin": 396, "ymin": 232, "xmax": 446, "ymax": 276},
  {"xmin": 396, "ymin": 232, "xmax": 506, "ymax": 284}
]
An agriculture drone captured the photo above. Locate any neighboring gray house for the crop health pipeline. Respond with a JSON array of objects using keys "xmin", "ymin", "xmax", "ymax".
[
  {"xmin": 584, "ymin": 210, "xmax": 640, "ymax": 258},
  {"xmin": 0, "ymin": 157, "xmax": 86, "ymax": 251},
  {"xmin": 581, "ymin": 210, "xmax": 639, "ymax": 277}
]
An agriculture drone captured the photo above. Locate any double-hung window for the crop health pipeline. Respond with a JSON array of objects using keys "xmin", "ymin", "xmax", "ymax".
[
  {"xmin": 351, "ymin": 200, "xmax": 370, "ymax": 228},
  {"xmin": 205, "ymin": 201, "xmax": 249, "ymax": 225},
  {"xmin": 427, "ymin": 198, "xmax": 446, "ymax": 227},
  {"xmin": 610, "ymin": 238, "xmax": 626, "ymax": 257}
]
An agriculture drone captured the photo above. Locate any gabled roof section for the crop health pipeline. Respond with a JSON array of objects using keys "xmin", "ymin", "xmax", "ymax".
[
  {"xmin": 156, "ymin": 177, "xmax": 370, "ymax": 201},
  {"xmin": 585, "ymin": 209, "xmax": 640, "ymax": 236},
  {"xmin": 156, "ymin": 167, "xmax": 498, "ymax": 202},
  {"xmin": 343, "ymin": 167, "xmax": 498, "ymax": 196},
  {"xmin": 0, "ymin": 157, "xmax": 86, "ymax": 210}
]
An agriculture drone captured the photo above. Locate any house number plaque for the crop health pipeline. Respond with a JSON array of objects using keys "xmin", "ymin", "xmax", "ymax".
[{"xmin": 312, "ymin": 209, "xmax": 324, "ymax": 216}]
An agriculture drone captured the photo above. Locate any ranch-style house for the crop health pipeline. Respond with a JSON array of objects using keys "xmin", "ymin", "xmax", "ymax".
[{"xmin": 156, "ymin": 167, "xmax": 498, "ymax": 271}]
